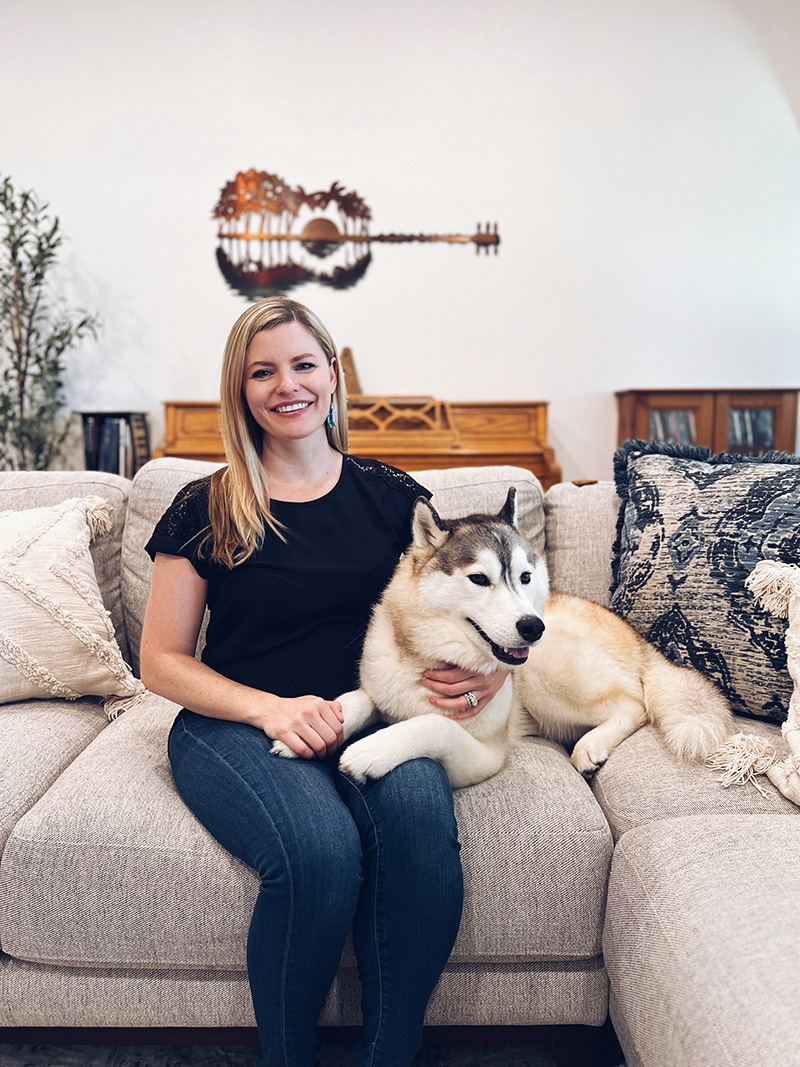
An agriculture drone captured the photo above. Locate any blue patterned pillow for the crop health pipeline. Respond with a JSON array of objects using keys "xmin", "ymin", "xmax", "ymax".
[{"xmin": 611, "ymin": 440, "xmax": 800, "ymax": 723}]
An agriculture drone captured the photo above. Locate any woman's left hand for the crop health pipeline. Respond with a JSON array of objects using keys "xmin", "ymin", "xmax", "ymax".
[{"xmin": 420, "ymin": 665, "xmax": 511, "ymax": 719}]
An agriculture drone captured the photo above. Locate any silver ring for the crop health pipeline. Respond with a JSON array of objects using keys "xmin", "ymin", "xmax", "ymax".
[{"xmin": 463, "ymin": 690, "xmax": 478, "ymax": 709}]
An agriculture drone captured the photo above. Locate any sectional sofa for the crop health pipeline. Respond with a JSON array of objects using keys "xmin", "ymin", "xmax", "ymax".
[{"xmin": 0, "ymin": 454, "xmax": 798, "ymax": 1067}]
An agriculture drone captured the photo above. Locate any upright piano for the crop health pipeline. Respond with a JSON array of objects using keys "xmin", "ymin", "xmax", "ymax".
[{"xmin": 153, "ymin": 395, "xmax": 562, "ymax": 489}]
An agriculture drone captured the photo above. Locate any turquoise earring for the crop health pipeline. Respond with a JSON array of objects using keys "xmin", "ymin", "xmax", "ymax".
[{"xmin": 326, "ymin": 399, "xmax": 336, "ymax": 429}]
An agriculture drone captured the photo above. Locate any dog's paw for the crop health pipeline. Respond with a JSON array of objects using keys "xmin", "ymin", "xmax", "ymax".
[
  {"xmin": 270, "ymin": 740, "xmax": 298, "ymax": 759},
  {"xmin": 570, "ymin": 741, "xmax": 609, "ymax": 778},
  {"xmin": 338, "ymin": 735, "xmax": 400, "ymax": 784}
]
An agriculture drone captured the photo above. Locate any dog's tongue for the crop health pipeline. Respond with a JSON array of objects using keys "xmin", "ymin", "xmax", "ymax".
[{"xmin": 504, "ymin": 646, "xmax": 529, "ymax": 659}]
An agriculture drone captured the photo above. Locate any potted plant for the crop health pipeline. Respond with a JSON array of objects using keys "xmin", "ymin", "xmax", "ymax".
[{"xmin": 0, "ymin": 175, "xmax": 100, "ymax": 470}]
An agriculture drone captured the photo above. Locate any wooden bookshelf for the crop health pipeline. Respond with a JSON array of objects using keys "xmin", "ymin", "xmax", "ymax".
[
  {"xmin": 616, "ymin": 389, "xmax": 798, "ymax": 456},
  {"xmin": 79, "ymin": 411, "xmax": 151, "ymax": 478}
]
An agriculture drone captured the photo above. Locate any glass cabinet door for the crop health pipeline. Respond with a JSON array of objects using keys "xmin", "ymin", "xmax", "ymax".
[
  {"xmin": 726, "ymin": 408, "xmax": 775, "ymax": 453},
  {"xmin": 713, "ymin": 392, "xmax": 795, "ymax": 455},
  {"xmin": 627, "ymin": 391, "xmax": 715, "ymax": 446}
]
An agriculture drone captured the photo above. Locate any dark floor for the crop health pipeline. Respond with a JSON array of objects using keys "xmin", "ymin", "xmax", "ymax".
[{"xmin": 0, "ymin": 1023, "xmax": 626, "ymax": 1067}]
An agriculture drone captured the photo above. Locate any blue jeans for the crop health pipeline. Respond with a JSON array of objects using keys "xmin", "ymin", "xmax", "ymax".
[{"xmin": 168, "ymin": 710, "xmax": 464, "ymax": 1067}]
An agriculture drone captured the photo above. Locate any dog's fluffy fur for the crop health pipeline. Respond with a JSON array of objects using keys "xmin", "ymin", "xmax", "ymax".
[
  {"xmin": 272, "ymin": 489, "xmax": 733, "ymax": 787},
  {"xmin": 514, "ymin": 591, "xmax": 733, "ymax": 776}
]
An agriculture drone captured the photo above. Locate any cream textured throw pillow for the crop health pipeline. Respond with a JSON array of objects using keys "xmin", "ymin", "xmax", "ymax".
[
  {"xmin": 746, "ymin": 561, "xmax": 800, "ymax": 805},
  {"xmin": 708, "ymin": 560, "xmax": 800, "ymax": 804},
  {"xmin": 0, "ymin": 496, "xmax": 145, "ymax": 716}
]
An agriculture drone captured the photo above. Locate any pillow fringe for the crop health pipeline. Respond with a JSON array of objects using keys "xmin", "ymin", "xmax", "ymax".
[
  {"xmin": 103, "ymin": 684, "xmax": 147, "ymax": 720},
  {"xmin": 706, "ymin": 732, "xmax": 778, "ymax": 798},
  {"xmin": 613, "ymin": 440, "xmax": 713, "ymax": 501},
  {"xmin": 745, "ymin": 560, "xmax": 800, "ymax": 618},
  {"xmin": 84, "ymin": 497, "xmax": 113, "ymax": 540},
  {"xmin": 613, "ymin": 439, "xmax": 800, "ymax": 496}
]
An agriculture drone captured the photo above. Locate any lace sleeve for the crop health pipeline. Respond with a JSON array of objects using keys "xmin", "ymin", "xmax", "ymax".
[
  {"xmin": 345, "ymin": 454, "xmax": 432, "ymax": 504},
  {"xmin": 144, "ymin": 477, "xmax": 213, "ymax": 578}
]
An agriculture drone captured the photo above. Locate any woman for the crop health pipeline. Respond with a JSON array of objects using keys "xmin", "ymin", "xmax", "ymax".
[{"xmin": 140, "ymin": 297, "xmax": 508, "ymax": 1066}]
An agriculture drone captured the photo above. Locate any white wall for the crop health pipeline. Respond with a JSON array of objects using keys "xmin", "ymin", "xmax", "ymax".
[{"xmin": 3, "ymin": 0, "xmax": 799, "ymax": 480}]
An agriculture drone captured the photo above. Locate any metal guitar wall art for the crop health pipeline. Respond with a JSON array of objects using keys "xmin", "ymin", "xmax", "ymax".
[{"xmin": 213, "ymin": 169, "xmax": 500, "ymax": 298}]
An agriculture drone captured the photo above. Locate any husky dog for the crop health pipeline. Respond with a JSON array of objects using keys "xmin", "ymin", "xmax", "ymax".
[{"xmin": 272, "ymin": 489, "xmax": 733, "ymax": 787}]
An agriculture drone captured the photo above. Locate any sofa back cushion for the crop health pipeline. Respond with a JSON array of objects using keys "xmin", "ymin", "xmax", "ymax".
[
  {"xmin": 121, "ymin": 459, "xmax": 223, "ymax": 674},
  {"xmin": 122, "ymin": 458, "xmax": 546, "ymax": 675},
  {"xmin": 0, "ymin": 471, "xmax": 132, "ymax": 663},
  {"xmin": 543, "ymin": 481, "xmax": 621, "ymax": 606}
]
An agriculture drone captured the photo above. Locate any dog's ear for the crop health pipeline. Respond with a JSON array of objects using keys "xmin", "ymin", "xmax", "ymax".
[
  {"xmin": 411, "ymin": 497, "xmax": 449, "ymax": 553},
  {"xmin": 497, "ymin": 487, "xmax": 518, "ymax": 528}
]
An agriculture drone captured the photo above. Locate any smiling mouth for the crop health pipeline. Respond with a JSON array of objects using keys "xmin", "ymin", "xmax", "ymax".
[
  {"xmin": 467, "ymin": 618, "xmax": 531, "ymax": 666},
  {"xmin": 272, "ymin": 401, "xmax": 312, "ymax": 413}
]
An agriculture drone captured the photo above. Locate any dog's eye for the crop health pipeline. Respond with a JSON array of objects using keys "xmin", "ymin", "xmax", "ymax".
[
  {"xmin": 520, "ymin": 572, "xmax": 531, "ymax": 584},
  {"xmin": 467, "ymin": 573, "xmax": 491, "ymax": 586}
]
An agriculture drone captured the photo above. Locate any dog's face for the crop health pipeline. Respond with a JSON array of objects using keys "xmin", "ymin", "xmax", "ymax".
[{"xmin": 410, "ymin": 488, "xmax": 548, "ymax": 667}]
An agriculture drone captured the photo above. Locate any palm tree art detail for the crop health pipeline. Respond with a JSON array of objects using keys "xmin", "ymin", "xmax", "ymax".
[{"xmin": 213, "ymin": 169, "xmax": 499, "ymax": 298}]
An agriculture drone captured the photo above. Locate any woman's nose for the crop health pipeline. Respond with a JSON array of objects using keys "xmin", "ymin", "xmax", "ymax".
[{"xmin": 276, "ymin": 369, "xmax": 298, "ymax": 393}]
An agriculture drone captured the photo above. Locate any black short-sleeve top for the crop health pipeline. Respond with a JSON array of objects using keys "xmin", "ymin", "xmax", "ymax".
[{"xmin": 145, "ymin": 454, "xmax": 431, "ymax": 701}]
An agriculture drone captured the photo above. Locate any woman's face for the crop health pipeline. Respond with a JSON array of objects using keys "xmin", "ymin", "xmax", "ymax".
[{"xmin": 242, "ymin": 321, "xmax": 336, "ymax": 447}]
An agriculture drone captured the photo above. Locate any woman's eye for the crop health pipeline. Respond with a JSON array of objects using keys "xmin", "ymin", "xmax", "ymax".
[
  {"xmin": 520, "ymin": 572, "xmax": 531, "ymax": 584},
  {"xmin": 296, "ymin": 361, "xmax": 316, "ymax": 371},
  {"xmin": 467, "ymin": 574, "xmax": 491, "ymax": 587},
  {"xmin": 252, "ymin": 368, "xmax": 272, "ymax": 379}
]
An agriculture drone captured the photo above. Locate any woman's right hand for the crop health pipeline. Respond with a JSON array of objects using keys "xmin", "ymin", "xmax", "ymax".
[
  {"xmin": 141, "ymin": 555, "xmax": 343, "ymax": 759},
  {"xmin": 259, "ymin": 696, "xmax": 344, "ymax": 759}
]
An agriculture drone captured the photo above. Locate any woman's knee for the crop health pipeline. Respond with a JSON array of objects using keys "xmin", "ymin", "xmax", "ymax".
[
  {"xmin": 278, "ymin": 813, "xmax": 363, "ymax": 896},
  {"xmin": 343, "ymin": 757, "xmax": 462, "ymax": 872},
  {"xmin": 378, "ymin": 758, "xmax": 458, "ymax": 832}
]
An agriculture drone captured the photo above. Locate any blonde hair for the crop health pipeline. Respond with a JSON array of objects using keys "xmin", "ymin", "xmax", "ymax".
[{"xmin": 204, "ymin": 297, "xmax": 348, "ymax": 568}]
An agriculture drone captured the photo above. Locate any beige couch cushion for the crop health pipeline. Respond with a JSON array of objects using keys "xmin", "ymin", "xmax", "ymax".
[
  {"xmin": 591, "ymin": 718, "xmax": 800, "ymax": 841},
  {"xmin": 0, "ymin": 694, "xmax": 611, "ymax": 970},
  {"xmin": 0, "ymin": 694, "xmax": 244, "ymax": 970},
  {"xmin": 0, "ymin": 952, "xmax": 607, "ymax": 1028},
  {"xmin": 0, "ymin": 697, "xmax": 109, "ymax": 954},
  {"xmin": 0, "ymin": 471, "xmax": 131, "ymax": 663},
  {"xmin": 121, "ymin": 459, "xmax": 223, "ymax": 674},
  {"xmin": 543, "ymin": 481, "xmax": 620, "ymax": 606},
  {"xmin": 604, "ymin": 815, "xmax": 800, "ymax": 1067},
  {"xmin": 0, "ymin": 700, "xmax": 108, "ymax": 858}
]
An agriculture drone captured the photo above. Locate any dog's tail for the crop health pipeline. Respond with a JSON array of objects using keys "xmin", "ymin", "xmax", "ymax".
[{"xmin": 641, "ymin": 645, "xmax": 733, "ymax": 760}]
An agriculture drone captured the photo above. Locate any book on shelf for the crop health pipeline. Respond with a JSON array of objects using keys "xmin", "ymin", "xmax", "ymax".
[
  {"xmin": 728, "ymin": 409, "xmax": 775, "ymax": 451},
  {"xmin": 128, "ymin": 412, "xmax": 150, "ymax": 471},
  {"xmin": 649, "ymin": 409, "xmax": 697, "ymax": 446},
  {"xmin": 80, "ymin": 412, "xmax": 150, "ymax": 477}
]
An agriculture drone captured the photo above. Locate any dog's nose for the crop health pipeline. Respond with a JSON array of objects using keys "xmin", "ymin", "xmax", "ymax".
[{"xmin": 517, "ymin": 615, "xmax": 545, "ymax": 644}]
